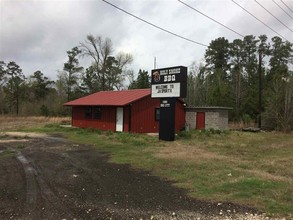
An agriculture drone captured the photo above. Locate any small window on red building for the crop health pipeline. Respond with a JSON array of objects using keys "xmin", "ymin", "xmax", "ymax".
[
  {"xmin": 155, "ymin": 108, "xmax": 160, "ymax": 121},
  {"xmin": 93, "ymin": 107, "xmax": 101, "ymax": 119},
  {"xmin": 85, "ymin": 107, "xmax": 92, "ymax": 119}
]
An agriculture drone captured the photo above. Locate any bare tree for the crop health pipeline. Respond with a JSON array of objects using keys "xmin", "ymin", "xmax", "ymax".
[{"xmin": 80, "ymin": 34, "xmax": 133, "ymax": 91}]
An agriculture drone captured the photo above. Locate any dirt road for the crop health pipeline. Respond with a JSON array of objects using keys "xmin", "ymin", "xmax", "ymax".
[{"xmin": 0, "ymin": 132, "xmax": 265, "ymax": 220}]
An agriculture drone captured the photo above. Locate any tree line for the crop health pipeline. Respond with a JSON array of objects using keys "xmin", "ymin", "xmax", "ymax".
[
  {"xmin": 186, "ymin": 35, "xmax": 293, "ymax": 132},
  {"xmin": 0, "ymin": 34, "xmax": 292, "ymax": 131},
  {"xmin": 0, "ymin": 34, "xmax": 137, "ymax": 116}
]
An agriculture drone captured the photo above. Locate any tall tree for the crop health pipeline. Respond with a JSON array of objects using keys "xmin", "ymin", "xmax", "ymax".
[
  {"xmin": 240, "ymin": 35, "xmax": 259, "ymax": 120},
  {"xmin": 55, "ymin": 71, "xmax": 71, "ymax": 115},
  {"xmin": 80, "ymin": 34, "xmax": 133, "ymax": 92},
  {"xmin": 185, "ymin": 62, "xmax": 207, "ymax": 106},
  {"xmin": 25, "ymin": 71, "xmax": 54, "ymax": 116},
  {"xmin": 204, "ymin": 37, "xmax": 231, "ymax": 106},
  {"xmin": 229, "ymin": 38, "xmax": 245, "ymax": 120},
  {"xmin": 3, "ymin": 61, "xmax": 26, "ymax": 114},
  {"xmin": 268, "ymin": 36, "xmax": 293, "ymax": 80},
  {"xmin": 0, "ymin": 61, "xmax": 7, "ymax": 114},
  {"xmin": 63, "ymin": 47, "xmax": 83, "ymax": 101},
  {"xmin": 256, "ymin": 35, "xmax": 270, "ymax": 127},
  {"xmin": 128, "ymin": 69, "xmax": 150, "ymax": 89},
  {"xmin": 80, "ymin": 65, "xmax": 99, "ymax": 94},
  {"xmin": 205, "ymin": 37, "xmax": 230, "ymax": 72},
  {"xmin": 0, "ymin": 61, "xmax": 5, "ymax": 84},
  {"xmin": 29, "ymin": 70, "xmax": 54, "ymax": 101},
  {"xmin": 104, "ymin": 56, "xmax": 123, "ymax": 90},
  {"xmin": 263, "ymin": 37, "xmax": 293, "ymax": 131}
]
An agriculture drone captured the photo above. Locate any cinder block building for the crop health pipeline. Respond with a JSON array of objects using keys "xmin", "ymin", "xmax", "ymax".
[{"xmin": 185, "ymin": 107, "xmax": 232, "ymax": 130}]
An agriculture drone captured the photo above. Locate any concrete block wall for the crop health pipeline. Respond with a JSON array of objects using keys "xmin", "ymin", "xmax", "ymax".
[
  {"xmin": 205, "ymin": 112, "xmax": 219, "ymax": 129},
  {"xmin": 185, "ymin": 112, "xmax": 196, "ymax": 129},
  {"xmin": 218, "ymin": 110, "xmax": 228, "ymax": 130}
]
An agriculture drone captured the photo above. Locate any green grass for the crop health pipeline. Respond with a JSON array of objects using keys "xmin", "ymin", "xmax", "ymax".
[{"xmin": 13, "ymin": 124, "xmax": 293, "ymax": 217}]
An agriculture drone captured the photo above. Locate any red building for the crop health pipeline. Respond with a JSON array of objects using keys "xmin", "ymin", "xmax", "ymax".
[{"xmin": 64, "ymin": 89, "xmax": 186, "ymax": 133}]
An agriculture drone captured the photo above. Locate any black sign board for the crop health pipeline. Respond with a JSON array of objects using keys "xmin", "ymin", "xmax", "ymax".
[
  {"xmin": 159, "ymin": 98, "xmax": 176, "ymax": 141},
  {"xmin": 151, "ymin": 66, "xmax": 187, "ymax": 98},
  {"xmin": 151, "ymin": 65, "xmax": 187, "ymax": 141}
]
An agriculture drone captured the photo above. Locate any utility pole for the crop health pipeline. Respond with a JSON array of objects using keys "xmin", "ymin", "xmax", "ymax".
[{"xmin": 258, "ymin": 52, "xmax": 262, "ymax": 129}]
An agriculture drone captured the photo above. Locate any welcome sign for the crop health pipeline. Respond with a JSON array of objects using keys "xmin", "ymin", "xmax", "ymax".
[{"xmin": 151, "ymin": 66, "xmax": 187, "ymax": 98}]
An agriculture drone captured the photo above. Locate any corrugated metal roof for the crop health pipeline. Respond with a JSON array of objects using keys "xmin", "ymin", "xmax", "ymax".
[{"xmin": 64, "ymin": 89, "xmax": 151, "ymax": 106}]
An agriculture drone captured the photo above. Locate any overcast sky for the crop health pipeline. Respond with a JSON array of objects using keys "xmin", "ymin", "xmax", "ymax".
[{"xmin": 1, "ymin": 0, "xmax": 293, "ymax": 84}]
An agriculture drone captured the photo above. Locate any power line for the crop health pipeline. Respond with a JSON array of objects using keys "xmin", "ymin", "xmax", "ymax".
[
  {"xmin": 255, "ymin": 0, "xmax": 293, "ymax": 33},
  {"xmin": 101, "ymin": 0, "xmax": 208, "ymax": 47},
  {"xmin": 231, "ymin": 0, "xmax": 289, "ymax": 42},
  {"xmin": 177, "ymin": 0, "xmax": 244, "ymax": 38},
  {"xmin": 272, "ymin": 0, "xmax": 293, "ymax": 20},
  {"xmin": 281, "ymin": 0, "xmax": 293, "ymax": 13}
]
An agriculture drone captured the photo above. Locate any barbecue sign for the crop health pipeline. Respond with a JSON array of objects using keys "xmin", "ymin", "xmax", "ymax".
[{"xmin": 151, "ymin": 66, "xmax": 187, "ymax": 98}]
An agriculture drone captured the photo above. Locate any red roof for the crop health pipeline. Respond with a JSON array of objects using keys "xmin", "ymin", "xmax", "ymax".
[{"xmin": 64, "ymin": 89, "xmax": 151, "ymax": 106}]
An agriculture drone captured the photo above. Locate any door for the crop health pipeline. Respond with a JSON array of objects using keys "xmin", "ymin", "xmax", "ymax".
[
  {"xmin": 196, "ymin": 112, "xmax": 205, "ymax": 129},
  {"xmin": 116, "ymin": 107, "xmax": 124, "ymax": 132}
]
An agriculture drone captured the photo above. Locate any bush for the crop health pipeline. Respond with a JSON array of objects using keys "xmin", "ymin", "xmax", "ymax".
[
  {"xmin": 40, "ymin": 105, "xmax": 49, "ymax": 116},
  {"xmin": 242, "ymin": 114, "xmax": 253, "ymax": 124},
  {"xmin": 177, "ymin": 130, "xmax": 192, "ymax": 139},
  {"xmin": 105, "ymin": 130, "xmax": 113, "ymax": 136}
]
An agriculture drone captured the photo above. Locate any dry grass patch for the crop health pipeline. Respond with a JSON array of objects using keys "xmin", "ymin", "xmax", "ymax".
[
  {"xmin": 0, "ymin": 139, "xmax": 30, "ymax": 143},
  {"xmin": 2, "ymin": 131, "xmax": 49, "ymax": 138},
  {"xmin": 0, "ymin": 116, "xmax": 70, "ymax": 131},
  {"xmin": 155, "ymin": 142, "xmax": 228, "ymax": 161},
  {"xmin": 241, "ymin": 169, "xmax": 290, "ymax": 182}
]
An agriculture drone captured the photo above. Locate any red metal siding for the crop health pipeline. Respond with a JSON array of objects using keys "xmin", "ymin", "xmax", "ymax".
[
  {"xmin": 123, "ymin": 106, "xmax": 130, "ymax": 132},
  {"xmin": 130, "ymin": 97, "xmax": 186, "ymax": 133},
  {"xmin": 72, "ymin": 106, "xmax": 116, "ymax": 131},
  {"xmin": 175, "ymin": 100, "xmax": 186, "ymax": 132},
  {"xmin": 131, "ymin": 96, "xmax": 160, "ymax": 133}
]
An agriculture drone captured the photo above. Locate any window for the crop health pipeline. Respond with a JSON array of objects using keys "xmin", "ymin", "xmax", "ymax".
[
  {"xmin": 85, "ymin": 107, "xmax": 92, "ymax": 119},
  {"xmin": 93, "ymin": 107, "xmax": 101, "ymax": 119},
  {"xmin": 155, "ymin": 108, "xmax": 160, "ymax": 121}
]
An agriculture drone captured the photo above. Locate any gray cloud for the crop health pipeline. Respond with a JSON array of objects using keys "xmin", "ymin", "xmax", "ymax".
[{"xmin": 1, "ymin": 0, "xmax": 292, "ymax": 81}]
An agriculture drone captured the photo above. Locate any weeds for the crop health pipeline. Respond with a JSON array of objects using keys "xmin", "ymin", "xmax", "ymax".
[
  {"xmin": 0, "ymin": 150, "xmax": 15, "ymax": 159},
  {"xmin": 177, "ymin": 130, "xmax": 192, "ymax": 139}
]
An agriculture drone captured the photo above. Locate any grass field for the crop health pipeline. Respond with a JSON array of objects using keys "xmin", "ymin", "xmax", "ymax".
[{"xmin": 1, "ymin": 116, "xmax": 292, "ymax": 218}]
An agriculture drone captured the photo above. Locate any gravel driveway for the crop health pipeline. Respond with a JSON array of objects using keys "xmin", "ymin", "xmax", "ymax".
[{"xmin": 0, "ymin": 132, "xmax": 272, "ymax": 219}]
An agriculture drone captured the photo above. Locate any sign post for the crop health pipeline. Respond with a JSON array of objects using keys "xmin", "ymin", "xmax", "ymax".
[
  {"xmin": 159, "ymin": 98, "xmax": 176, "ymax": 141},
  {"xmin": 151, "ymin": 66, "xmax": 187, "ymax": 141}
]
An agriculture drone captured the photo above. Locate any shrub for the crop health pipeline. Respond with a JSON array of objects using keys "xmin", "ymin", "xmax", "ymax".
[{"xmin": 177, "ymin": 130, "xmax": 192, "ymax": 139}]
